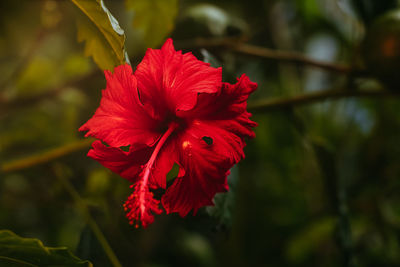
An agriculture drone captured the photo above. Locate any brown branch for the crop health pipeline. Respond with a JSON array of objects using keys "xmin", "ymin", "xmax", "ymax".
[
  {"xmin": 248, "ymin": 88, "xmax": 400, "ymax": 112},
  {"xmin": 233, "ymin": 43, "xmax": 352, "ymax": 73},
  {"xmin": 1, "ymin": 139, "xmax": 93, "ymax": 173},
  {"xmin": 176, "ymin": 37, "xmax": 352, "ymax": 73}
]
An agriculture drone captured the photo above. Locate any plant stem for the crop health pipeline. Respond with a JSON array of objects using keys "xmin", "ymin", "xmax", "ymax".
[
  {"xmin": 0, "ymin": 139, "xmax": 93, "ymax": 173},
  {"xmin": 177, "ymin": 37, "xmax": 352, "ymax": 73},
  {"xmin": 311, "ymin": 143, "xmax": 356, "ymax": 267},
  {"xmin": 248, "ymin": 88, "xmax": 400, "ymax": 112},
  {"xmin": 233, "ymin": 43, "xmax": 351, "ymax": 73},
  {"xmin": 289, "ymin": 112, "xmax": 356, "ymax": 267},
  {"xmin": 52, "ymin": 163, "xmax": 122, "ymax": 267},
  {"xmin": 337, "ymin": 179, "xmax": 355, "ymax": 267}
]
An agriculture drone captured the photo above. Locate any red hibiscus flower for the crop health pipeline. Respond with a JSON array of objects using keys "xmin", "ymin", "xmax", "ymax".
[{"xmin": 79, "ymin": 39, "xmax": 257, "ymax": 227}]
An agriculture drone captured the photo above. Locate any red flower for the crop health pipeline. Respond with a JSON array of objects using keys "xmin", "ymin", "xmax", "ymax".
[{"xmin": 80, "ymin": 39, "xmax": 257, "ymax": 227}]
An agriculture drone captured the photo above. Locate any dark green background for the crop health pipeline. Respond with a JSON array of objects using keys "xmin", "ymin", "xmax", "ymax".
[{"xmin": 1, "ymin": 0, "xmax": 400, "ymax": 266}]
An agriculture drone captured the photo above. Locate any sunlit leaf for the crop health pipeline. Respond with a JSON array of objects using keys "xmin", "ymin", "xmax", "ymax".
[
  {"xmin": 126, "ymin": 0, "xmax": 178, "ymax": 48},
  {"xmin": 71, "ymin": 0, "xmax": 128, "ymax": 70},
  {"xmin": 0, "ymin": 230, "xmax": 92, "ymax": 267}
]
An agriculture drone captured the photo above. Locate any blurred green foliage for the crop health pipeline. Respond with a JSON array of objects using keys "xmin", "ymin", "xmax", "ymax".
[
  {"xmin": 362, "ymin": 8, "xmax": 400, "ymax": 88},
  {"xmin": 0, "ymin": 0, "xmax": 400, "ymax": 266},
  {"xmin": 126, "ymin": 0, "xmax": 178, "ymax": 48}
]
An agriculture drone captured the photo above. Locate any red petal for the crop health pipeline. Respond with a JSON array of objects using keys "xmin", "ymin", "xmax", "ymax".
[
  {"xmin": 87, "ymin": 140, "xmax": 152, "ymax": 183},
  {"xmin": 161, "ymin": 75, "xmax": 258, "ymax": 216},
  {"xmin": 178, "ymin": 74, "xmax": 258, "ymax": 120},
  {"xmin": 134, "ymin": 38, "xmax": 222, "ymax": 118},
  {"xmin": 79, "ymin": 64, "xmax": 161, "ymax": 148},
  {"xmin": 148, "ymin": 138, "xmax": 179, "ymax": 189},
  {"xmin": 162, "ymin": 120, "xmax": 247, "ymax": 217},
  {"xmin": 88, "ymin": 139, "xmax": 178, "ymax": 190},
  {"xmin": 218, "ymin": 74, "xmax": 258, "ymax": 117}
]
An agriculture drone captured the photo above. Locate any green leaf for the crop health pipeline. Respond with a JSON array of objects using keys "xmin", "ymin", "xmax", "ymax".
[
  {"xmin": 71, "ymin": 0, "xmax": 128, "ymax": 70},
  {"xmin": 0, "ymin": 256, "xmax": 37, "ymax": 267},
  {"xmin": 166, "ymin": 163, "xmax": 180, "ymax": 182},
  {"xmin": 126, "ymin": 0, "xmax": 178, "ymax": 48},
  {"xmin": 206, "ymin": 165, "xmax": 239, "ymax": 228},
  {"xmin": 0, "ymin": 230, "xmax": 92, "ymax": 267}
]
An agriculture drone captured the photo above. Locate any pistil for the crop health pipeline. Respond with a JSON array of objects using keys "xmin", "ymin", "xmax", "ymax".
[{"xmin": 124, "ymin": 121, "xmax": 179, "ymax": 227}]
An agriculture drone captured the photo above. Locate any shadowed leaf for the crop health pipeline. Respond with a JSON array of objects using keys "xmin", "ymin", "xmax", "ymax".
[
  {"xmin": 0, "ymin": 230, "xmax": 92, "ymax": 267},
  {"xmin": 206, "ymin": 166, "xmax": 239, "ymax": 228}
]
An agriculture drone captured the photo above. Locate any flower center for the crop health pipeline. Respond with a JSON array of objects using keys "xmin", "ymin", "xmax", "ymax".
[{"xmin": 157, "ymin": 109, "xmax": 189, "ymax": 131}]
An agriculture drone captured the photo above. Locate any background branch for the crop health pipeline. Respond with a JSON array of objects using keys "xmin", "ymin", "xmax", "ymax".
[
  {"xmin": 176, "ymin": 37, "xmax": 353, "ymax": 73},
  {"xmin": 248, "ymin": 88, "xmax": 400, "ymax": 112},
  {"xmin": 1, "ymin": 139, "xmax": 93, "ymax": 173}
]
